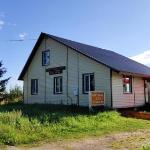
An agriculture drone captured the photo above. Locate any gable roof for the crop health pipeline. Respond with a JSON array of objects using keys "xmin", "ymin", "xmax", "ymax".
[{"xmin": 18, "ymin": 32, "xmax": 150, "ymax": 80}]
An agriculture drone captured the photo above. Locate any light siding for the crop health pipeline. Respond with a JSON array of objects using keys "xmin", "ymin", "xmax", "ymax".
[
  {"xmin": 23, "ymin": 38, "xmax": 111, "ymax": 107},
  {"xmin": 112, "ymin": 71, "xmax": 145, "ymax": 108}
]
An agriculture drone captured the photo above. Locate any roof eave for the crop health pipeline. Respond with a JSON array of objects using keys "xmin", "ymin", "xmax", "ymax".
[{"xmin": 18, "ymin": 32, "xmax": 45, "ymax": 80}]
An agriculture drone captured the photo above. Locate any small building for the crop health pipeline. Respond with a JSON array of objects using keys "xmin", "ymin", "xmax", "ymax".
[{"xmin": 18, "ymin": 32, "xmax": 150, "ymax": 108}]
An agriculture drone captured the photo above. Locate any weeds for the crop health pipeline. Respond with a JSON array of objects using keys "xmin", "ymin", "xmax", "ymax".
[{"xmin": 0, "ymin": 102, "xmax": 150, "ymax": 145}]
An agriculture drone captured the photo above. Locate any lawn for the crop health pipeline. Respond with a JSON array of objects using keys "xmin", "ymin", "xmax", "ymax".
[{"xmin": 0, "ymin": 102, "xmax": 150, "ymax": 146}]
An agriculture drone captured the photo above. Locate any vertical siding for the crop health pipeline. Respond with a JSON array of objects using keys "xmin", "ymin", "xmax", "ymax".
[
  {"xmin": 45, "ymin": 38, "xmax": 67, "ymax": 104},
  {"xmin": 78, "ymin": 54, "xmax": 111, "ymax": 107},
  {"xmin": 23, "ymin": 38, "xmax": 112, "ymax": 107},
  {"xmin": 23, "ymin": 40, "xmax": 46, "ymax": 103},
  {"xmin": 112, "ymin": 71, "xmax": 145, "ymax": 108},
  {"xmin": 67, "ymin": 48, "xmax": 78, "ymax": 105}
]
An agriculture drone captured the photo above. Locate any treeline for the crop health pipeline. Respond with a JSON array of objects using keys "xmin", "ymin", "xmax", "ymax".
[{"xmin": 0, "ymin": 60, "xmax": 23, "ymax": 103}]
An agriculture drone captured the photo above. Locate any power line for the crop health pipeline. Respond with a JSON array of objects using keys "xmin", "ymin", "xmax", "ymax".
[{"xmin": 0, "ymin": 38, "xmax": 37, "ymax": 42}]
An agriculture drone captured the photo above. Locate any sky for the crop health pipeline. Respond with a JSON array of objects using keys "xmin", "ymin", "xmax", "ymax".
[{"xmin": 1, "ymin": 0, "xmax": 150, "ymax": 90}]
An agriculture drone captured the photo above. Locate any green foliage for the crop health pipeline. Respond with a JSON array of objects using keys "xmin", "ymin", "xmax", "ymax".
[
  {"xmin": 7, "ymin": 85, "xmax": 23, "ymax": 102},
  {"xmin": 141, "ymin": 145, "xmax": 150, "ymax": 150},
  {"xmin": 0, "ymin": 103, "xmax": 150, "ymax": 145},
  {"xmin": 0, "ymin": 61, "xmax": 10, "ymax": 101}
]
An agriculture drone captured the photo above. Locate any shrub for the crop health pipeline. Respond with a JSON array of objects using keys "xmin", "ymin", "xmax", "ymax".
[{"xmin": 7, "ymin": 85, "xmax": 23, "ymax": 102}]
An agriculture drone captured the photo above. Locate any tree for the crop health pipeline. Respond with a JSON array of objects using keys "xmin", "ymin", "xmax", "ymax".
[
  {"xmin": 8, "ymin": 85, "xmax": 23, "ymax": 102},
  {"xmin": 0, "ymin": 61, "xmax": 10, "ymax": 101}
]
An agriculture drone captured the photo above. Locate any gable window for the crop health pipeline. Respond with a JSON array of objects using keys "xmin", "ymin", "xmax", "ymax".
[
  {"xmin": 31, "ymin": 79, "xmax": 38, "ymax": 95},
  {"xmin": 42, "ymin": 50, "xmax": 50, "ymax": 66},
  {"xmin": 83, "ymin": 73, "xmax": 95, "ymax": 94},
  {"xmin": 123, "ymin": 75, "xmax": 132, "ymax": 93},
  {"xmin": 54, "ymin": 76, "xmax": 62, "ymax": 94}
]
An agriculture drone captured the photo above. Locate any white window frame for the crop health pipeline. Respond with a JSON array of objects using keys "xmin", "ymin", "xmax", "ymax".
[
  {"xmin": 83, "ymin": 73, "xmax": 95, "ymax": 94},
  {"xmin": 54, "ymin": 76, "xmax": 63, "ymax": 94},
  {"xmin": 31, "ymin": 79, "xmax": 38, "ymax": 95},
  {"xmin": 42, "ymin": 50, "xmax": 50, "ymax": 66}
]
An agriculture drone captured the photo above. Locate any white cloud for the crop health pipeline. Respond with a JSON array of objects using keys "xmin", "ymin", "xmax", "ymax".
[
  {"xmin": 19, "ymin": 32, "xmax": 28, "ymax": 39},
  {"xmin": 0, "ymin": 20, "xmax": 4, "ymax": 30},
  {"xmin": 7, "ymin": 22, "xmax": 16, "ymax": 27},
  {"xmin": 130, "ymin": 50, "xmax": 150, "ymax": 65},
  {"xmin": 0, "ymin": 12, "xmax": 16, "ymax": 30}
]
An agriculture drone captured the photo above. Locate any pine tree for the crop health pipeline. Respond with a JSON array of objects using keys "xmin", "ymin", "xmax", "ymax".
[{"xmin": 0, "ymin": 61, "xmax": 10, "ymax": 101}]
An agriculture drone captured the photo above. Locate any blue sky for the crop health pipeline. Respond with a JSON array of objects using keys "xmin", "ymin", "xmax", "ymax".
[{"xmin": 1, "ymin": 0, "xmax": 150, "ymax": 90}]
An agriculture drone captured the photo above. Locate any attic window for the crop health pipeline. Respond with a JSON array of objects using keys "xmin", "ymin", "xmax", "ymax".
[
  {"xmin": 123, "ymin": 75, "xmax": 132, "ymax": 94},
  {"xmin": 42, "ymin": 50, "xmax": 50, "ymax": 66}
]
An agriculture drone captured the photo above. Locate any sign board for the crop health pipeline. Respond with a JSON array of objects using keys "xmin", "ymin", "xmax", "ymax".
[
  {"xmin": 46, "ymin": 66, "xmax": 66, "ymax": 75},
  {"xmin": 89, "ymin": 91, "xmax": 105, "ymax": 110}
]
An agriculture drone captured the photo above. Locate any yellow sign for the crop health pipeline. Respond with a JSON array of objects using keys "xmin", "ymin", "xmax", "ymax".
[{"xmin": 89, "ymin": 91, "xmax": 104, "ymax": 106}]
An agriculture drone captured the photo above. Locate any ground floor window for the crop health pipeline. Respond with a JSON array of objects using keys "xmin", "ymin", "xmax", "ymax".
[
  {"xmin": 54, "ymin": 76, "xmax": 63, "ymax": 94},
  {"xmin": 83, "ymin": 73, "xmax": 95, "ymax": 94},
  {"xmin": 31, "ymin": 79, "xmax": 38, "ymax": 95},
  {"xmin": 123, "ymin": 75, "xmax": 132, "ymax": 93}
]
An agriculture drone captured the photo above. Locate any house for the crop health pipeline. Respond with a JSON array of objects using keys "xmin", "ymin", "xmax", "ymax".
[{"xmin": 18, "ymin": 32, "xmax": 150, "ymax": 108}]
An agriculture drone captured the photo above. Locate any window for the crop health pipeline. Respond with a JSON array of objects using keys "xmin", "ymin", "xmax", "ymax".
[
  {"xmin": 54, "ymin": 76, "xmax": 62, "ymax": 94},
  {"xmin": 31, "ymin": 79, "xmax": 38, "ymax": 95},
  {"xmin": 42, "ymin": 50, "xmax": 50, "ymax": 66},
  {"xmin": 83, "ymin": 73, "xmax": 95, "ymax": 94},
  {"xmin": 123, "ymin": 75, "xmax": 132, "ymax": 93}
]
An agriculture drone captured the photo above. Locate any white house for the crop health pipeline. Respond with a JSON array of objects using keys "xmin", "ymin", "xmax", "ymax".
[{"xmin": 18, "ymin": 32, "xmax": 150, "ymax": 108}]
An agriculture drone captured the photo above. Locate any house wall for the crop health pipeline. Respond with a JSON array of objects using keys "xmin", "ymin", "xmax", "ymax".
[
  {"xmin": 23, "ymin": 38, "xmax": 112, "ymax": 107},
  {"xmin": 112, "ymin": 71, "xmax": 145, "ymax": 108}
]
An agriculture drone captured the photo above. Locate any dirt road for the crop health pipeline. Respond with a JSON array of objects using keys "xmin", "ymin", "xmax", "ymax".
[{"xmin": 6, "ymin": 129, "xmax": 150, "ymax": 150}]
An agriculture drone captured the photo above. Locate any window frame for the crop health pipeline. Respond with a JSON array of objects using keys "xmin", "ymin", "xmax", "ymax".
[
  {"xmin": 82, "ymin": 73, "xmax": 95, "ymax": 94},
  {"xmin": 42, "ymin": 50, "xmax": 50, "ymax": 66},
  {"xmin": 54, "ymin": 76, "xmax": 63, "ymax": 94},
  {"xmin": 31, "ymin": 79, "xmax": 38, "ymax": 95},
  {"xmin": 122, "ymin": 75, "xmax": 132, "ymax": 94}
]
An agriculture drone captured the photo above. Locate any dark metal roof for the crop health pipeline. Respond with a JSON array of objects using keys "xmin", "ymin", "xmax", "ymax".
[{"xmin": 18, "ymin": 32, "xmax": 150, "ymax": 80}]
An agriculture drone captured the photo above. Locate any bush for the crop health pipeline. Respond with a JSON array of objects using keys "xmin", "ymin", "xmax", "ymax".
[{"xmin": 7, "ymin": 85, "xmax": 23, "ymax": 102}]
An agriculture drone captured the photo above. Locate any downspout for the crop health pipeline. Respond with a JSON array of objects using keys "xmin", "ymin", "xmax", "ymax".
[
  {"xmin": 133, "ymin": 77, "xmax": 136, "ymax": 107},
  {"xmin": 77, "ymin": 52, "xmax": 80, "ymax": 106},
  {"xmin": 110, "ymin": 69, "xmax": 113, "ymax": 108},
  {"xmin": 66, "ymin": 47, "xmax": 69, "ymax": 105}
]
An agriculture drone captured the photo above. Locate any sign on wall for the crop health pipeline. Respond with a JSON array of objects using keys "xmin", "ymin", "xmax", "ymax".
[
  {"xmin": 46, "ymin": 66, "xmax": 66, "ymax": 75},
  {"xmin": 89, "ymin": 91, "xmax": 105, "ymax": 110}
]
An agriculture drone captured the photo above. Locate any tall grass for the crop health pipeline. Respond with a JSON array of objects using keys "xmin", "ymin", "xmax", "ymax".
[
  {"xmin": 141, "ymin": 145, "xmax": 150, "ymax": 150},
  {"xmin": 0, "ymin": 102, "xmax": 150, "ymax": 145}
]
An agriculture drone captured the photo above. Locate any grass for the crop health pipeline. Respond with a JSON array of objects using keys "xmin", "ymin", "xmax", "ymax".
[
  {"xmin": 0, "ymin": 102, "xmax": 150, "ymax": 146},
  {"xmin": 141, "ymin": 145, "xmax": 150, "ymax": 150}
]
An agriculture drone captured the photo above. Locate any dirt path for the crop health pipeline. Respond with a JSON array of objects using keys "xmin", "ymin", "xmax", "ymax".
[{"xmin": 6, "ymin": 129, "xmax": 150, "ymax": 150}]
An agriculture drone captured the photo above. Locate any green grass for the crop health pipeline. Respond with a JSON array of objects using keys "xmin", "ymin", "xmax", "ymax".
[
  {"xmin": 0, "ymin": 102, "xmax": 150, "ymax": 146},
  {"xmin": 140, "ymin": 145, "xmax": 150, "ymax": 150}
]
